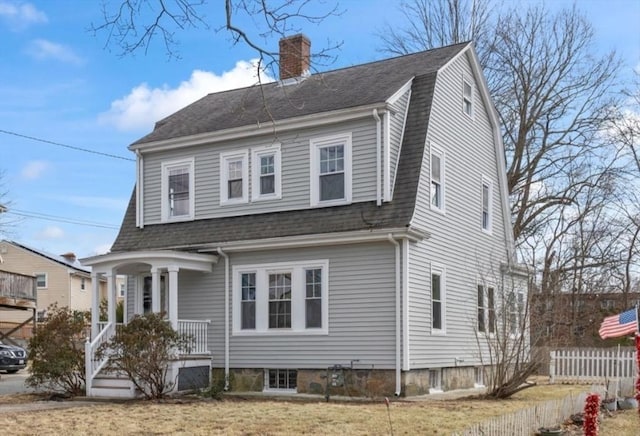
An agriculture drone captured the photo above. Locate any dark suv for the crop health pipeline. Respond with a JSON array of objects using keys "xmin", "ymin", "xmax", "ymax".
[{"xmin": 0, "ymin": 341, "xmax": 27, "ymax": 373}]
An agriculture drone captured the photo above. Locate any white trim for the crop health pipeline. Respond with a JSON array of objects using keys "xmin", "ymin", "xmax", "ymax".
[
  {"xmin": 136, "ymin": 150, "xmax": 144, "ymax": 228},
  {"xmin": 220, "ymin": 150, "xmax": 249, "ymax": 205},
  {"xmin": 391, "ymin": 88, "xmax": 412, "ymax": 201},
  {"xmin": 310, "ymin": 132, "xmax": 352, "ymax": 207},
  {"xmin": 232, "ymin": 259, "xmax": 329, "ymax": 336},
  {"xmin": 429, "ymin": 144, "xmax": 445, "ymax": 213},
  {"xmin": 251, "ymin": 144, "xmax": 282, "ymax": 201},
  {"xmin": 80, "ymin": 250, "xmax": 217, "ymax": 274},
  {"xmin": 387, "ymin": 78, "xmax": 414, "ymax": 106},
  {"xmin": 160, "ymin": 157, "xmax": 195, "ymax": 222},
  {"xmin": 35, "ymin": 272, "xmax": 47, "ymax": 289},
  {"xmin": 476, "ymin": 282, "xmax": 496, "ymax": 336},
  {"xmin": 481, "ymin": 176, "xmax": 493, "ymax": 234},
  {"xmin": 129, "ymin": 103, "xmax": 387, "ymax": 153},
  {"xmin": 430, "ymin": 264, "xmax": 446, "ymax": 335},
  {"xmin": 383, "ymin": 111, "xmax": 391, "ymax": 202}
]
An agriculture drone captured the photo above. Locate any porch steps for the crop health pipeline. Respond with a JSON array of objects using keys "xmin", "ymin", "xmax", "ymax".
[{"xmin": 88, "ymin": 371, "xmax": 138, "ymax": 398}]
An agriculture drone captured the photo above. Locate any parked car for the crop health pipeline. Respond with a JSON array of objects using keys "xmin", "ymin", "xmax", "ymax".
[{"xmin": 0, "ymin": 341, "xmax": 27, "ymax": 373}]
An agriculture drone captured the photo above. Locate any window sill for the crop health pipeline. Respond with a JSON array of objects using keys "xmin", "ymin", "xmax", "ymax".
[
  {"xmin": 233, "ymin": 328, "xmax": 329, "ymax": 337},
  {"xmin": 220, "ymin": 198, "xmax": 248, "ymax": 206},
  {"xmin": 310, "ymin": 199, "xmax": 351, "ymax": 208},
  {"xmin": 162, "ymin": 215, "xmax": 194, "ymax": 223},
  {"xmin": 251, "ymin": 194, "xmax": 282, "ymax": 202},
  {"xmin": 431, "ymin": 329, "xmax": 446, "ymax": 336}
]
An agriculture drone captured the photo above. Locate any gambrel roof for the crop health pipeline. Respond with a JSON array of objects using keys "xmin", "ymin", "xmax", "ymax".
[{"xmin": 111, "ymin": 42, "xmax": 471, "ymax": 252}]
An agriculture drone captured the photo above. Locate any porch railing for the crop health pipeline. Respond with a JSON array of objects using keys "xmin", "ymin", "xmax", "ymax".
[
  {"xmin": 92, "ymin": 319, "xmax": 210, "ymax": 355},
  {"xmin": 85, "ymin": 321, "xmax": 115, "ymax": 393},
  {"xmin": 178, "ymin": 319, "xmax": 210, "ymax": 355}
]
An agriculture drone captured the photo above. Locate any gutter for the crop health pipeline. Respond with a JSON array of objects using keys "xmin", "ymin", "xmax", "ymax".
[
  {"xmin": 373, "ymin": 109, "xmax": 382, "ymax": 206},
  {"xmin": 136, "ymin": 150, "xmax": 144, "ymax": 229},
  {"xmin": 387, "ymin": 234, "xmax": 402, "ymax": 396},
  {"xmin": 217, "ymin": 247, "xmax": 230, "ymax": 390}
]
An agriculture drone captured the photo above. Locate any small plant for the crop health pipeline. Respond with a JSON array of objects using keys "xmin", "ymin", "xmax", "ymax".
[
  {"xmin": 384, "ymin": 397, "xmax": 394, "ymax": 436},
  {"xmin": 96, "ymin": 313, "xmax": 193, "ymax": 399},
  {"xmin": 583, "ymin": 393, "xmax": 600, "ymax": 436},
  {"xmin": 26, "ymin": 304, "xmax": 90, "ymax": 395}
]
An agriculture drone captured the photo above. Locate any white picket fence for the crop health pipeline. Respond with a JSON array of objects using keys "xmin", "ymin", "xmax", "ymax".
[
  {"xmin": 549, "ymin": 347, "xmax": 637, "ymax": 396},
  {"xmin": 455, "ymin": 386, "xmax": 605, "ymax": 436}
]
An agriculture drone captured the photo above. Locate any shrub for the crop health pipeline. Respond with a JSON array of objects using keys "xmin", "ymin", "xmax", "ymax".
[
  {"xmin": 97, "ymin": 313, "xmax": 193, "ymax": 399},
  {"xmin": 26, "ymin": 304, "xmax": 90, "ymax": 395}
]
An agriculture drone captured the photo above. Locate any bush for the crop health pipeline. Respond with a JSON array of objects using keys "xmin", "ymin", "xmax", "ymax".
[
  {"xmin": 26, "ymin": 304, "xmax": 90, "ymax": 396},
  {"xmin": 97, "ymin": 313, "xmax": 193, "ymax": 399}
]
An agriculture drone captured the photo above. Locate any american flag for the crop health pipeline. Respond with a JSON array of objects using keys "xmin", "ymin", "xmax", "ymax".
[{"xmin": 598, "ymin": 308, "xmax": 638, "ymax": 339}]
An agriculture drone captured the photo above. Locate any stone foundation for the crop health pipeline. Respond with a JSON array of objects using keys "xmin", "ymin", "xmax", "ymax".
[{"xmin": 213, "ymin": 365, "xmax": 488, "ymax": 397}]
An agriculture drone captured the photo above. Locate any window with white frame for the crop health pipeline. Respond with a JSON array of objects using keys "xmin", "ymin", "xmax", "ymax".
[
  {"xmin": 431, "ymin": 268, "xmax": 445, "ymax": 332},
  {"xmin": 474, "ymin": 367, "xmax": 484, "ymax": 387},
  {"xmin": 161, "ymin": 158, "xmax": 194, "ymax": 222},
  {"xmin": 265, "ymin": 369, "xmax": 297, "ymax": 391},
  {"xmin": 119, "ymin": 283, "xmax": 125, "ymax": 298},
  {"xmin": 252, "ymin": 145, "xmax": 282, "ymax": 201},
  {"xmin": 481, "ymin": 178, "xmax": 492, "ymax": 232},
  {"xmin": 35, "ymin": 273, "xmax": 47, "ymax": 288},
  {"xmin": 508, "ymin": 290, "xmax": 525, "ymax": 335},
  {"xmin": 463, "ymin": 79, "xmax": 473, "ymax": 117},
  {"xmin": 233, "ymin": 260, "xmax": 329, "ymax": 335},
  {"xmin": 310, "ymin": 133, "xmax": 352, "ymax": 206},
  {"xmin": 220, "ymin": 151, "xmax": 248, "ymax": 204},
  {"xmin": 80, "ymin": 278, "xmax": 86, "ymax": 290},
  {"xmin": 477, "ymin": 284, "xmax": 495, "ymax": 334},
  {"xmin": 430, "ymin": 146, "xmax": 444, "ymax": 211}
]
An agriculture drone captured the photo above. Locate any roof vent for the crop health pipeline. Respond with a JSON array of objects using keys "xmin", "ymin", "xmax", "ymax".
[
  {"xmin": 279, "ymin": 34, "xmax": 311, "ymax": 81},
  {"xmin": 60, "ymin": 252, "xmax": 76, "ymax": 262}
]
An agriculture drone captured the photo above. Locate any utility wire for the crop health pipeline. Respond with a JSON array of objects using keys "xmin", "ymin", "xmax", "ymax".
[
  {"xmin": 6, "ymin": 208, "xmax": 120, "ymax": 230},
  {"xmin": 0, "ymin": 129, "xmax": 135, "ymax": 162}
]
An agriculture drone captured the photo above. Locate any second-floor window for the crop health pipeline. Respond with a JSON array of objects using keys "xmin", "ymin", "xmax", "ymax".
[
  {"xmin": 310, "ymin": 133, "xmax": 352, "ymax": 206},
  {"xmin": 430, "ymin": 146, "xmax": 444, "ymax": 211},
  {"xmin": 463, "ymin": 79, "xmax": 473, "ymax": 117},
  {"xmin": 80, "ymin": 278, "xmax": 86, "ymax": 290},
  {"xmin": 161, "ymin": 158, "xmax": 194, "ymax": 222},
  {"xmin": 252, "ymin": 145, "xmax": 282, "ymax": 201},
  {"xmin": 481, "ymin": 178, "xmax": 492, "ymax": 232},
  {"xmin": 221, "ymin": 151, "xmax": 248, "ymax": 204},
  {"xmin": 35, "ymin": 273, "xmax": 47, "ymax": 288},
  {"xmin": 477, "ymin": 284, "xmax": 495, "ymax": 334}
]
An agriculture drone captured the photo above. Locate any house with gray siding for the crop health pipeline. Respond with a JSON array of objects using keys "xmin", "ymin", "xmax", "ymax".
[{"xmin": 82, "ymin": 35, "xmax": 527, "ymax": 398}]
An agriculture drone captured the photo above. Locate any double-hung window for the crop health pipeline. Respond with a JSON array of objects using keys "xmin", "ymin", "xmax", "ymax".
[
  {"xmin": 251, "ymin": 145, "xmax": 282, "ymax": 201},
  {"xmin": 431, "ymin": 267, "xmax": 445, "ymax": 333},
  {"xmin": 233, "ymin": 260, "xmax": 329, "ymax": 335},
  {"xmin": 481, "ymin": 178, "xmax": 492, "ymax": 233},
  {"xmin": 430, "ymin": 146, "xmax": 444, "ymax": 212},
  {"xmin": 161, "ymin": 158, "xmax": 194, "ymax": 222},
  {"xmin": 220, "ymin": 151, "xmax": 248, "ymax": 204},
  {"xmin": 463, "ymin": 79, "xmax": 473, "ymax": 117},
  {"xmin": 477, "ymin": 284, "xmax": 495, "ymax": 334},
  {"xmin": 35, "ymin": 273, "xmax": 47, "ymax": 289},
  {"xmin": 508, "ymin": 290, "xmax": 525, "ymax": 335},
  {"xmin": 310, "ymin": 133, "xmax": 352, "ymax": 206}
]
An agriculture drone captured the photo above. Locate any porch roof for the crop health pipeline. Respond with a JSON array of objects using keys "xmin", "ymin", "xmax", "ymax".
[{"xmin": 80, "ymin": 250, "xmax": 218, "ymax": 275}]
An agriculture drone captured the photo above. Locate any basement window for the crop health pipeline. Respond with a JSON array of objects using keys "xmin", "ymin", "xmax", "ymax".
[
  {"xmin": 265, "ymin": 369, "xmax": 297, "ymax": 392},
  {"xmin": 429, "ymin": 369, "xmax": 442, "ymax": 393}
]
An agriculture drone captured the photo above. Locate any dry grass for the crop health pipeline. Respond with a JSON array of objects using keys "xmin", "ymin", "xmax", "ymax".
[{"xmin": 0, "ymin": 385, "xmax": 637, "ymax": 435}]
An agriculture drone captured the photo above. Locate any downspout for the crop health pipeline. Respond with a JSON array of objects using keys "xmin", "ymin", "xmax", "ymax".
[
  {"xmin": 217, "ymin": 247, "xmax": 230, "ymax": 390},
  {"xmin": 387, "ymin": 234, "xmax": 402, "ymax": 396},
  {"xmin": 135, "ymin": 150, "xmax": 144, "ymax": 229},
  {"xmin": 373, "ymin": 109, "xmax": 382, "ymax": 206}
]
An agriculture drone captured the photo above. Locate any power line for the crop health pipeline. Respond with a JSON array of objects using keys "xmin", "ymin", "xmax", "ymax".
[
  {"xmin": 6, "ymin": 208, "xmax": 120, "ymax": 230},
  {"xmin": 0, "ymin": 129, "xmax": 135, "ymax": 162}
]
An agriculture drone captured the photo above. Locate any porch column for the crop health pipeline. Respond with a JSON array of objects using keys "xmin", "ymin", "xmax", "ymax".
[
  {"xmin": 91, "ymin": 272, "xmax": 100, "ymax": 338},
  {"xmin": 151, "ymin": 267, "xmax": 161, "ymax": 313},
  {"xmin": 106, "ymin": 273, "xmax": 115, "ymax": 324},
  {"xmin": 168, "ymin": 266, "xmax": 179, "ymax": 330}
]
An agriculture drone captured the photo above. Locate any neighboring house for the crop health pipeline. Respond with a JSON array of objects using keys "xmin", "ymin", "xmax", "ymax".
[
  {"xmin": 0, "ymin": 240, "xmax": 109, "ymax": 327},
  {"xmin": 83, "ymin": 36, "xmax": 528, "ymax": 398}
]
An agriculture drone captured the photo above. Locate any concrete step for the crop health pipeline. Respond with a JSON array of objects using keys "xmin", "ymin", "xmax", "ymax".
[{"xmin": 87, "ymin": 385, "xmax": 136, "ymax": 399}]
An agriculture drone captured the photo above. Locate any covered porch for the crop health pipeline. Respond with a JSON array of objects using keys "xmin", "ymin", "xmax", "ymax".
[{"xmin": 81, "ymin": 250, "xmax": 218, "ymax": 397}]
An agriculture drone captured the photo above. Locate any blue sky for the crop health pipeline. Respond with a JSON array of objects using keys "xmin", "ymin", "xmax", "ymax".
[{"xmin": 0, "ymin": 0, "xmax": 639, "ymax": 259}]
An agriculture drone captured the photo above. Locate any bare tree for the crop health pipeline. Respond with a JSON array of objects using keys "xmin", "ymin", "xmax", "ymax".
[{"xmin": 91, "ymin": 0, "xmax": 342, "ymax": 74}]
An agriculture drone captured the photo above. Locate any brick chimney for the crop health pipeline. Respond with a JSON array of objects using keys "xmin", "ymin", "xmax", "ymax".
[{"xmin": 279, "ymin": 34, "xmax": 311, "ymax": 81}]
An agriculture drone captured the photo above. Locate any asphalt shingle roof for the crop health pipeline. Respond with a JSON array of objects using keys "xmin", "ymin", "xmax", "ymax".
[{"xmin": 111, "ymin": 43, "xmax": 469, "ymax": 252}]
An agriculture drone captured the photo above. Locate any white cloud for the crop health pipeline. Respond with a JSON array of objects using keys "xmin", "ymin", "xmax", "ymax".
[
  {"xmin": 0, "ymin": 1, "xmax": 47, "ymax": 29},
  {"xmin": 99, "ymin": 60, "xmax": 273, "ymax": 132},
  {"xmin": 35, "ymin": 225, "xmax": 64, "ymax": 240},
  {"xmin": 21, "ymin": 160, "xmax": 49, "ymax": 180},
  {"xmin": 26, "ymin": 39, "xmax": 84, "ymax": 65}
]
